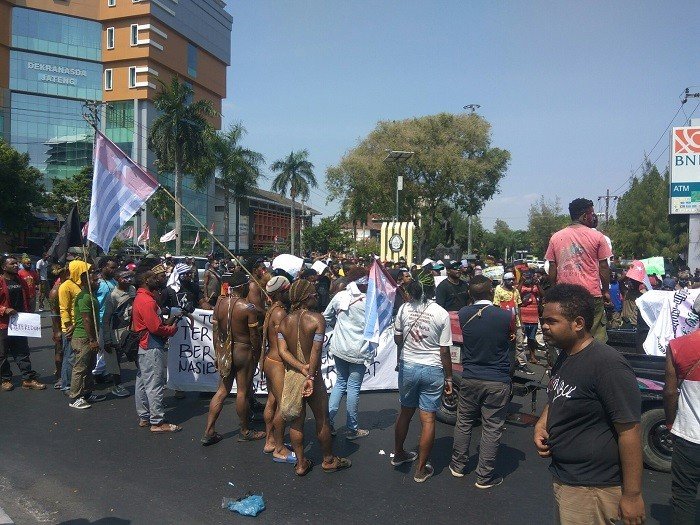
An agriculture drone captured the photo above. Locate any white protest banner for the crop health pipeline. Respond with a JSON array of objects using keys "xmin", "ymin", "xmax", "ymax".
[
  {"xmin": 641, "ymin": 288, "xmax": 700, "ymax": 356},
  {"xmin": 166, "ymin": 309, "xmax": 398, "ymax": 393},
  {"xmin": 482, "ymin": 265, "xmax": 504, "ymax": 281},
  {"xmin": 8, "ymin": 313, "xmax": 42, "ymax": 338}
]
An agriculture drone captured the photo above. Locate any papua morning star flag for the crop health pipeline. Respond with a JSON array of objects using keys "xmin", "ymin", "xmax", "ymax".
[
  {"xmin": 87, "ymin": 131, "xmax": 159, "ymax": 252},
  {"xmin": 364, "ymin": 260, "xmax": 398, "ymax": 345}
]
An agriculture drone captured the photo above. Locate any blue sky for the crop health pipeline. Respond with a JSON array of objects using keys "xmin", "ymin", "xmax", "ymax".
[{"xmin": 223, "ymin": 1, "xmax": 700, "ymax": 230}]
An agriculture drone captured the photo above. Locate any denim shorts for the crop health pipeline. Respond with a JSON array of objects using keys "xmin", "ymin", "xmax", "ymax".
[
  {"xmin": 398, "ymin": 361, "xmax": 445, "ymax": 413},
  {"xmin": 523, "ymin": 323, "xmax": 538, "ymax": 341}
]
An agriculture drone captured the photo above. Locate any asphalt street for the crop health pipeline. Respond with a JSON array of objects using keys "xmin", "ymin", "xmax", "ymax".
[{"xmin": 0, "ymin": 313, "xmax": 680, "ymax": 524}]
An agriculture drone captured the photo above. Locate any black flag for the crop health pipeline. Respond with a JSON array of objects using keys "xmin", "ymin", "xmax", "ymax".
[{"xmin": 47, "ymin": 204, "xmax": 82, "ymax": 264}]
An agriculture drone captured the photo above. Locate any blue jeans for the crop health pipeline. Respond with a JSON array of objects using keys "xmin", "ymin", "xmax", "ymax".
[
  {"xmin": 328, "ymin": 356, "xmax": 366, "ymax": 432},
  {"xmin": 398, "ymin": 360, "xmax": 444, "ymax": 413},
  {"xmin": 60, "ymin": 334, "xmax": 74, "ymax": 391}
]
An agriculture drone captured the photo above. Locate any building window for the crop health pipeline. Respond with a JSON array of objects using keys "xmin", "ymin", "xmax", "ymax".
[
  {"xmin": 128, "ymin": 66, "xmax": 136, "ymax": 88},
  {"xmin": 104, "ymin": 69, "xmax": 113, "ymax": 90},
  {"xmin": 106, "ymin": 27, "xmax": 115, "ymax": 49},
  {"xmin": 130, "ymin": 24, "xmax": 139, "ymax": 46},
  {"xmin": 187, "ymin": 43, "xmax": 197, "ymax": 77},
  {"xmin": 215, "ymin": 206, "xmax": 225, "ymax": 212},
  {"xmin": 108, "ymin": 0, "xmax": 116, "ymax": 6}
]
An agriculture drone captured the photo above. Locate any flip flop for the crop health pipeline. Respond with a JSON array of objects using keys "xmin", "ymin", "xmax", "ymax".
[
  {"xmin": 272, "ymin": 451, "xmax": 297, "ymax": 464},
  {"xmin": 322, "ymin": 456, "xmax": 352, "ymax": 473},
  {"xmin": 238, "ymin": 430, "xmax": 266, "ymax": 442},
  {"xmin": 391, "ymin": 451, "xmax": 418, "ymax": 466},
  {"xmin": 201, "ymin": 432, "xmax": 223, "ymax": 446},
  {"xmin": 295, "ymin": 459, "xmax": 313, "ymax": 476},
  {"xmin": 264, "ymin": 443, "xmax": 294, "ymax": 454},
  {"xmin": 150, "ymin": 423, "xmax": 182, "ymax": 433}
]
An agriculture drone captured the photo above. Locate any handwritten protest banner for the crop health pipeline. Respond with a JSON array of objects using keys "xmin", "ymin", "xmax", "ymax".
[
  {"xmin": 166, "ymin": 309, "xmax": 399, "ymax": 393},
  {"xmin": 8, "ymin": 313, "xmax": 42, "ymax": 338}
]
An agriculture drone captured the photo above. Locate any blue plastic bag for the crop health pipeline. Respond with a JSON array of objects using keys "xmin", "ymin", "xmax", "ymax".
[{"xmin": 222, "ymin": 494, "xmax": 265, "ymax": 517}]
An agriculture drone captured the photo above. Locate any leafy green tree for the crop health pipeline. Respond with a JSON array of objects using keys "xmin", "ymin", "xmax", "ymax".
[
  {"xmin": 0, "ymin": 140, "xmax": 45, "ymax": 232},
  {"xmin": 45, "ymin": 165, "xmax": 92, "ymax": 218},
  {"xmin": 301, "ymin": 216, "xmax": 351, "ymax": 253},
  {"xmin": 610, "ymin": 162, "xmax": 687, "ymax": 259},
  {"xmin": 148, "ymin": 77, "xmax": 217, "ymax": 255},
  {"xmin": 200, "ymin": 123, "xmax": 264, "ymax": 252},
  {"xmin": 527, "ymin": 196, "xmax": 569, "ymax": 257},
  {"xmin": 270, "ymin": 150, "xmax": 317, "ymax": 256},
  {"xmin": 481, "ymin": 219, "xmax": 529, "ymax": 259},
  {"xmin": 147, "ymin": 187, "xmax": 175, "ymax": 233},
  {"xmin": 326, "ymin": 112, "xmax": 510, "ymax": 259}
]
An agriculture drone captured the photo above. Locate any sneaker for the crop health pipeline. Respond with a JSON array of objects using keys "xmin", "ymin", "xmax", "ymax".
[
  {"xmin": 517, "ymin": 365, "xmax": 536, "ymax": 376},
  {"xmin": 69, "ymin": 398, "xmax": 91, "ymax": 409},
  {"xmin": 475, "ymin": 477, "xmax": 503, "ymax": 489},
  {"xmin": 22, "ymin": 379, "xmax": 46, "ymax": 390},
  {"xmin": 53, "ymin": 380, "xmax": 62, "ymax": 390},
  {"xmin": 86, "ymin": 394, "xmax": 106, "ymax": 403},
  {"xmin": 413, "ymin": 463, "xmax": 434, "ymax": 483},
  {"xmin": 346, "ymin": 429, "xmax": 370, "ymax": 440},
  {"xmin": 449, "ymin": 464, "xmax": 464, "ymax": 478},
  {"xmin": 1, "ymin": 381, "xmax": 13, "ymax": 392},
  {"xmin": 111, "ymin": 385, "xmax": 130, "ymax": 398}
]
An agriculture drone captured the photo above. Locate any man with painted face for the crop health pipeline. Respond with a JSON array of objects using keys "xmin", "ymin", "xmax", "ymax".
[
  {"xmin": 435, "ymin": 261, "xmax": 470, "ymax": 312},
  {"xmin": 545, "ymin": 198, "xmax": 613, "ymax": 343}
]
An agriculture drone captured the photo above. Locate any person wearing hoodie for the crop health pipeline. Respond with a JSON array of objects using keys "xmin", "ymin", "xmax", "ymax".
[
  {"xmin": 323, "ymin": 267, "xmax": 372, "ymax": 440},
  {"xmin": 58, "ymin": 259, "xmax": 90, "ymax": 393}
]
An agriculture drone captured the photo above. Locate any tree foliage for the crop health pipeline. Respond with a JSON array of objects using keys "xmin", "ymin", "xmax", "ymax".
[
  {"xmin": 610, "ymin": 162, "xmax": 687, "ymax": 259},
  {"xmin": 326, "ymin": 112, "xmax": 510, "ymax": 257},
  {"xmin": 45, "ymin": 165, "xmax": 92, "ymax": 218},
  {"xmin": 0, "ymin": 140, "xmax": 45, "ymax": 232},
  {"xmin": 301, "ymin": 216, "xmax": 351, "ymax": 253},
  {"xmin": 148, "ymin": 187, "xmax": 175, "ymax": 231},
  {"xmin": 482, "ymin": 219, "xmax": 529, "ymax": 259},
  {"xmin": 527, "ymin": 196, "xmax": 569, "ymax": 256}
]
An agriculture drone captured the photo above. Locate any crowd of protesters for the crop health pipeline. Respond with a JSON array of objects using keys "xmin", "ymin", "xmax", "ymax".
[{"xmin": 1, "ymin": 196, "xmax": 699, "ymax": 523}]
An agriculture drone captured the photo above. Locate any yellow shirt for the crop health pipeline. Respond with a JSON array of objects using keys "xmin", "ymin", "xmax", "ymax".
[{"xmin": 493, "ymin": 285, "xmax": 522, "ymax": 327}]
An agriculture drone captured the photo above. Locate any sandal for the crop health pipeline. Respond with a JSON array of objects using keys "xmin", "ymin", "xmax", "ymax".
[
  {"xmin": 322, "ymin": 456, "xmax": 352, "ymax": 473},
  {"xmin": 237, "ymin": 429, "xmax": 266, "ymax": 442},
  {"xmin": 150, "ymin": 423, "xmax": 182, "ymax": 433},
  {"xmin": 295, "ymin": 458, "xmax": 313, "ymax": 476},
  {"xmin": 201, "ymin": 432, "xmax": 223, "ymax": 446}
]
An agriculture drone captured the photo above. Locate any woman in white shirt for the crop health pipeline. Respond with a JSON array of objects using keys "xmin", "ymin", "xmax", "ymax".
[{"xmin": 392, "ymin": 269, "xmax": 454, "ymax": 483}]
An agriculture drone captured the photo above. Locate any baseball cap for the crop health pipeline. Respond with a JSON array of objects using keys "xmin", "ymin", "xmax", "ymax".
[{"xmin": 447, "ymin": 261, "xmax": 461, "ymax": 270}]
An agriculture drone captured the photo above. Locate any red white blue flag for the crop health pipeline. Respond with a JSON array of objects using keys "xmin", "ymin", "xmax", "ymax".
[
  {"xmin": 87, "ymin": 131, "xmax": 159, "ymax": 251},
  {"xmin": 364, "ymin": 260, "xmax": 398, "ymax": 345}
]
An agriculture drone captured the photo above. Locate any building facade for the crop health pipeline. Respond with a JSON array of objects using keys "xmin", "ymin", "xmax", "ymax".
[{"xmin": 0, "ymin": 0, "xmax": 232, "ymax": 249}]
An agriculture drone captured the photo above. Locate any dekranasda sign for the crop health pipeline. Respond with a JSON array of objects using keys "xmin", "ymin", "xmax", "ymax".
[
  {"xmin": 166, "ymin": 309, "xmax": 398, "ymax": 393},
  {"xmin": 670, "ymin": 126, "xmax": 700, "ymax": 214}
]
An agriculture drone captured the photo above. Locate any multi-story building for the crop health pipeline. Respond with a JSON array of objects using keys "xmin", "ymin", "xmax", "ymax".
[{"xmin": 0, "ymin": 0, "xmax": 232, "ymax": 249}]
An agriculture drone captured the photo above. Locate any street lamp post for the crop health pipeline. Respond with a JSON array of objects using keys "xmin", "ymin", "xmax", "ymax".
[{"xmin": 383, "ymin": 150, "xmax": 414, "ymax": 221}]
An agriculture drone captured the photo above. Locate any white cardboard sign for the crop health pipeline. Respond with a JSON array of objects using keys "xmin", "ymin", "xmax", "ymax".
[{"xmin": 8, "ymin": 313, "xmax": 42, "ymax": 338}]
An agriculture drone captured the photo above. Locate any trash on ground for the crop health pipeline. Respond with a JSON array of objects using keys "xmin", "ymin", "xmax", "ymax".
[
  {"xmin": 222, "ymin": 494, "xmax": 265, "ymax": 517},
  {"xmin": 378, "ymin": 450, "xmax": 385, "ymax": 455},
  {"xmin": 228, "ymin": 482, "xmax": 235, "ymax": 487},
  {"xmin": 389, "ymin": 453, "xmax": 395, "ymax": 458}
]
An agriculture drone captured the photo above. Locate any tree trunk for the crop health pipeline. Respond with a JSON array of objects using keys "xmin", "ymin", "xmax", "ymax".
[
  {"xmin": 234, "ymin": 195, "xmax": 240, "ymax": 254},
  {"xmin": 174, "ymin": 161, "xmax": 182, "ymax": 255},
  {"xmin": 223, "ymin": 188, "xmax": 230, "ymax": 251},
  {"xmin": 290, "ymin": 194, "xmax": 296, "ymax": 256}
]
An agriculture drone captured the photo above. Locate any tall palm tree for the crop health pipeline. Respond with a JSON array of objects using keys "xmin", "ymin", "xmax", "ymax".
[
  {"xmin": 208, "ymin": 124, "xmax": 264, "ymax": 251},
  {"xmin": 270, "ymin": 150, "xmax": 317, "ymax": 256},
  {"xmin": 148, "ymin": 77, "xmax": 216, "ymax": 255}
]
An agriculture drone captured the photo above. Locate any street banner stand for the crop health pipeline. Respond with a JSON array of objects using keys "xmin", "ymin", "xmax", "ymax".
[{"xmin": 167, "ymin": 309, "xmax": 398, "ymax": 393}]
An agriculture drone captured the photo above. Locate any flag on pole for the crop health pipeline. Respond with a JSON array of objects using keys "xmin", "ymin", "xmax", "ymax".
[
  {"xmin": 116, "ymin": 225, "xmax": 134, "ymax": 241},
  {"xmin": 87, "ymin": 130, "xmax": 159, "ymax": 252},
  {"xmin": 137, "ymin": 225, "xmax": 150, "ymax": 244},
  {"xmin": 192, "ymin": 230, "xmax": 200, "ymax": 249},
  {"xmin": 47, "ymin": 204, "xmax": 82, "ymax": 264},
  {"xmin": 363, "ymin": 260, "xmax": 398, "ymax": 345},
  {"xmin": 209, "ymin": 223, "xmax": 215, "ymax": 234},
  {"xmin": 160, "ymin": 229, "xmax": 177, "ymax": 243}
]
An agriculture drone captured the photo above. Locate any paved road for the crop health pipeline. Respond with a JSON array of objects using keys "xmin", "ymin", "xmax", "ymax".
[{"xmin": 0, "ymin": 314, "xmax": 679, "ymax": 524}]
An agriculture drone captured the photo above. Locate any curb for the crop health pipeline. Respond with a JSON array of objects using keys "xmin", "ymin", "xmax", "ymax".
[{"xmin": 0, "ymin": 507, "xmax": 13, "ymax": 525}]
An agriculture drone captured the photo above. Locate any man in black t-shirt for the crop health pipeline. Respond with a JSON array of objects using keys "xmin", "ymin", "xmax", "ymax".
[
  {"xmin": 534, "ymin": 283, "xmax": 644, "ymax": 525},
  {"xmin": 435, "ymin": 261, "xmax": 469, "ymax": 312}
]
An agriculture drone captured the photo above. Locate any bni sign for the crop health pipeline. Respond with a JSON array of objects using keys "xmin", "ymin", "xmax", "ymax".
[{"xmin": 670, "ymin": 126, "xmax": 700, "ymax": 214}]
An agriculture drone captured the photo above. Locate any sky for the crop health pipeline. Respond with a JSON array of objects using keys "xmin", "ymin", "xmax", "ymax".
[{"xmin": 222, "ymin": 0, "xmax": 700, "ymax": 230}]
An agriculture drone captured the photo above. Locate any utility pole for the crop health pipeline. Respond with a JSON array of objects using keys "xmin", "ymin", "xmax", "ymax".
[{"xmin": 597, "ymin": 189, "xmax": 619, "ymax": 227}]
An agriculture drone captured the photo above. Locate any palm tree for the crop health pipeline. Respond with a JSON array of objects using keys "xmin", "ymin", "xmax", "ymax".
[
  {"xmin": 208, "ymin": 124, "xmax": 264, "ymax": 251},
  {"xmin": 270, "ymin": 150, "xmax": 317, "ymax": 256},
  {"xmin": 148, "ymin": 77, "xmax": 216, "ymax": 255}
]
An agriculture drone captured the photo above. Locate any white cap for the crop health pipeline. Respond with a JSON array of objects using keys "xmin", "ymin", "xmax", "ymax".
[{"xmin": 503, "ymin": 272, "xmax": 515, "ymax": 280}]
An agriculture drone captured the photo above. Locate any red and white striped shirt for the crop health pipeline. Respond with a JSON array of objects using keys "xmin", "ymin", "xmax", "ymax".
[{"xmin": 668, "ymin": 331, "xmax": 700, "ymax": 444}]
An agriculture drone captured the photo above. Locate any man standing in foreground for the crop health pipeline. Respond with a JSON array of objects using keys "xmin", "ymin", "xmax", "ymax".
[
  {"xmin": 545, "ymin": 198, "xmax": 612, "ymax": 343},
  {"xmin": 534, "ymin": 283, "xmax": 644, "ymax": 525},
  {"xmin": 277, "ymin": 279, "xmax": 351, "ymax": 476},
  {"xmin": 450, "ymin": 275, "xmax": 512, "ymax": 488},
  {"xmin": 664, "ymin": 297, "xmax": 700, "ymax": 525}
]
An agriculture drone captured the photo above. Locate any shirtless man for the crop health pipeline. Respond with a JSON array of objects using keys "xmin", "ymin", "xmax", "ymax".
[
  {"xmin": 261, "ymin": 275, "xmax": 295, "ymax": 463},
  {"xmin": 277, "ymin": 279, "xmax": 352, "ymax": 476},
  {"xmin": 202, "ymin": 272, "xmax": 265, "ymax": 445}
]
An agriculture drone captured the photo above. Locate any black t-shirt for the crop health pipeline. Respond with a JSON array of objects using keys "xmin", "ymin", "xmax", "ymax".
[
  {"xmin": 5, "ymin": 277, "xmax": 25, "ymax": 312},
  {"xmin": 435, "ymin": 278, "xmax": 469, "ymax": 312},
  {"xmin": 546, "ymin": 339, "xmax": 641, "ymax": 486}
]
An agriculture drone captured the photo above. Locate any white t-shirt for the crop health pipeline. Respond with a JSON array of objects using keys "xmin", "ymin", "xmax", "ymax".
[
  {"xmin": 394, "ymin": 300, "xmax": 452, "ymax": 368},
  {"xmin": 36, "ymin": 258, "xmax": 48, "ymax": 281}
]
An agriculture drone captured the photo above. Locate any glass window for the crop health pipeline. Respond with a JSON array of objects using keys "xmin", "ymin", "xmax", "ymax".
[
  {"xmin": 104, "ymin": 69, "xmax": 113, "ymax": 90},
  {"xmin": 187, "ymin": 43, "xmax": 197, "ymax": 78},
  {"xmin": 130, "ymin": 25, "xmax": 139, "ymax": 46},
  {"xmin": 12, "ymin": 7, "xmax": 101, "ymax": 62},
  {"xmin": 108, "ymin": 0, "xmax": 116, "ymax": 6},
  {"xmin": 107, "ymin": 27, "xmax": 115, "ymax": 49},
  {"xmin": 105, "ymin": 101, "xmax": 134, "ymax": 155},
  {"xmin": 128, "ymin": 67, "xmax": 137, "ymax": 87}
]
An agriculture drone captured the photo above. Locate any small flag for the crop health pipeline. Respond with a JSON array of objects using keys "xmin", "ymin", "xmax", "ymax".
[
  {"xmin": 363, "ymin": 260, "xmax": 398, "ymax": 345},
  {"xmin": 116, "ymin": 225, "xmax": 134, "ymax": 241},
  {"xmin": 137, "ymin": 225, "xmax": 150, "ymax": 244},
  {"xmin": 209, "ymin": 222, "xmax": 215, "ymax": 234},
  {"xmin": 192, "ymin": 230, "xmax": 200, "ymax": 249},
  {"xmin": 87, "ymin": 131, "xmax": 159, "ymax": 252},
  {"xmin": 160, "ymin": 229, "xmax": 177, "ymax": 243}
]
